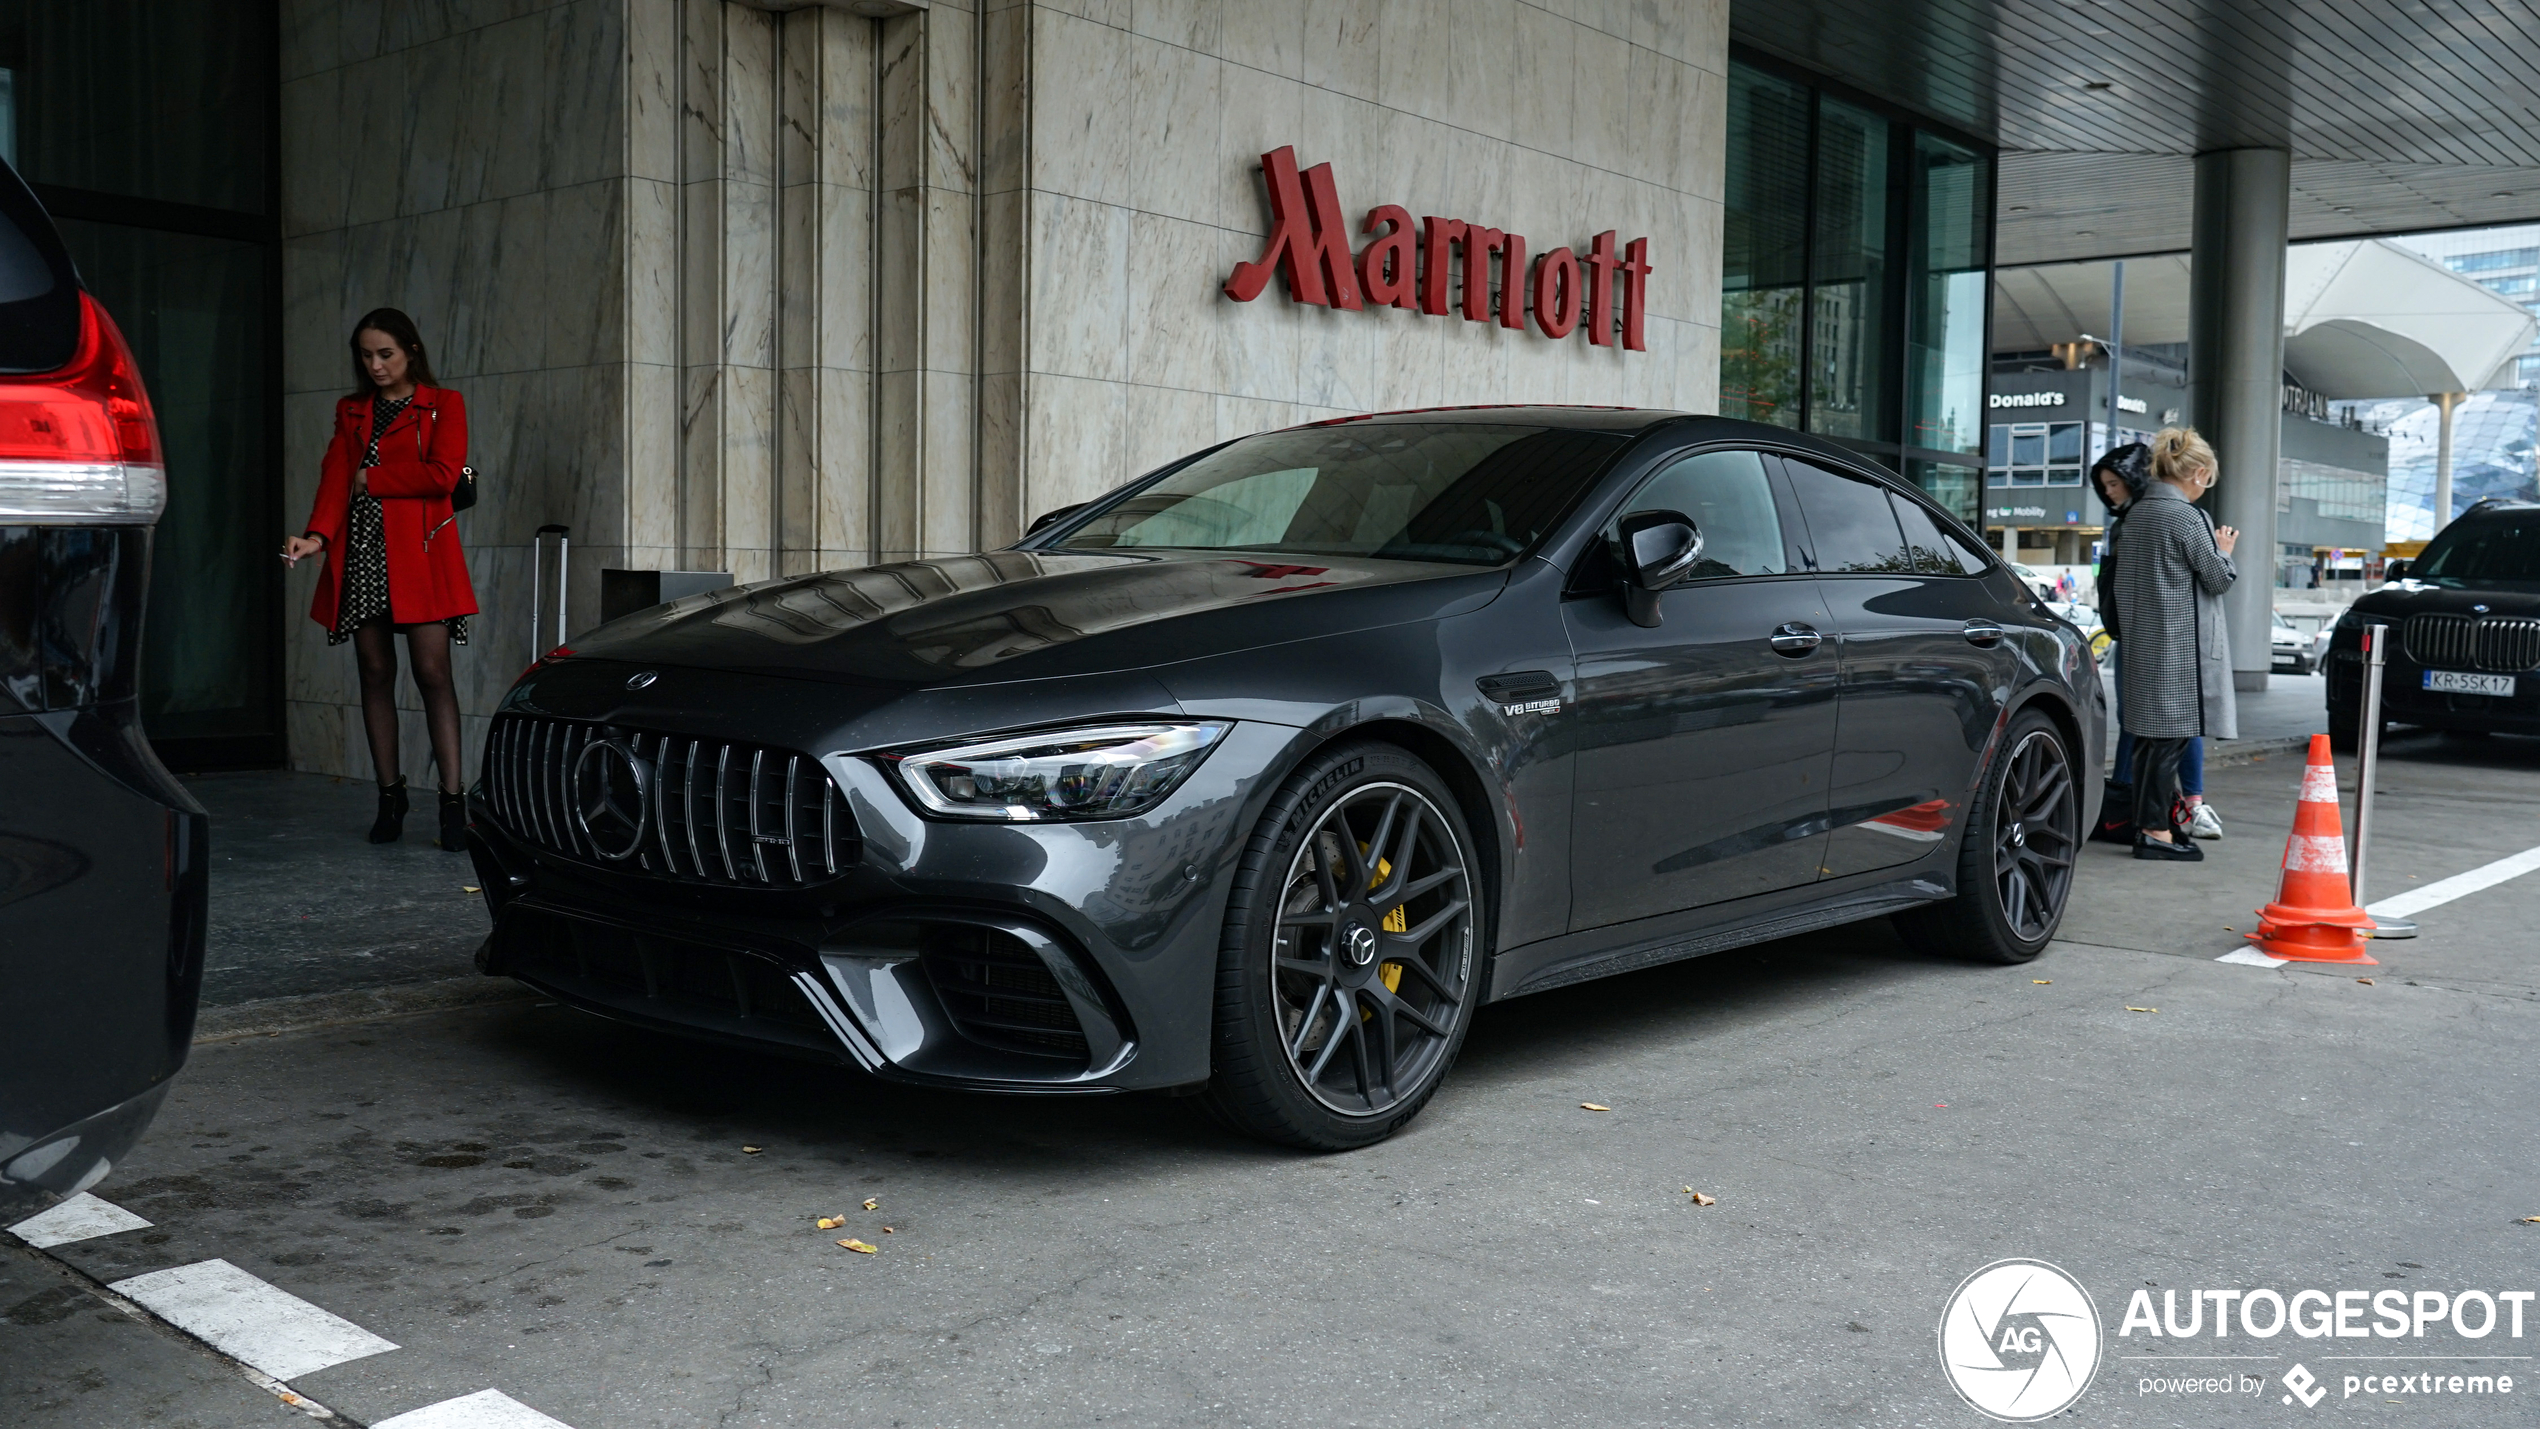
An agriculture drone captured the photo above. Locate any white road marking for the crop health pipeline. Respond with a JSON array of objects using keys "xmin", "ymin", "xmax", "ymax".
[
  {"xmin": 7, "ymin": 1192, "xmax": 151, "ymax": 1248},
  {"xmin": 374, "ymin": 1389, "xmax": 577, "ymax": 1429},
  {"xmin": 108, "ymin": 1258, "xmax": 398, "ymax": 1381},
  {"xmin": 2366, "ymin": 843, "xmax": 2540, "ymax": 921},
  {"xmin": 2216, "ymin": 947, "xmax": 2286, "ymax": 968}
]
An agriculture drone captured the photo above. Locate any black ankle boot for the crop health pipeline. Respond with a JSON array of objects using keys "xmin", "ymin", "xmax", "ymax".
[
  {"xmin": 369, "ymin": 778, "xmax": 409, "ymax": 843},
  {"xmin": 438, "ymin": 788, "xmax": 469, "ymax": 852}
]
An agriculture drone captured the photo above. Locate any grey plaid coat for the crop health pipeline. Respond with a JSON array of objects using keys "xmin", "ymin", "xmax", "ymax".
[{"xmin": 2112, "ymin": 482, "xmax": 2238, "ymax": 740}]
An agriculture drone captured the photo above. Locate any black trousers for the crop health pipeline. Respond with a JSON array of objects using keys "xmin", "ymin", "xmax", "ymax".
[{"xmin": 2130, "ymin": 735, "xmax": 2190, "ymax": 838}]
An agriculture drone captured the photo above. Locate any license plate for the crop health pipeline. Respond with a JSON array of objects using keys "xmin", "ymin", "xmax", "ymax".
[{"xmin": 2423, "ymin": 669, "xmax": 2516, "ymax": 697}]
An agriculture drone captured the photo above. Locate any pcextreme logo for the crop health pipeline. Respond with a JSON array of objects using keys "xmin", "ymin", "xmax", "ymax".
[{"xmin": 1937, "ymin": 1259, "xmax": 2103, "ymax": 1421}]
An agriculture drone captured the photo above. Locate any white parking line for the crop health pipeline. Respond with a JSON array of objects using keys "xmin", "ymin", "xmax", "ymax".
[
  {"xmin": 109, "ymin": 1258, "xmax": 398, "ymax": 1381},
  {"xmin": 7, "ymin": 1192, "xmax": 151, "ymax": 1248},
  {"xmin": 375, "ymin": 1389, "xmax": 577, "ymax": 1429},
  {"xmin": 2366, "ymin": 843, "xmax": 2540, "ymax": 921}
]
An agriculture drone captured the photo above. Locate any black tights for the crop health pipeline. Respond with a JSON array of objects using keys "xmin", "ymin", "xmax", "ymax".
[
  {"xmin": 2129, "ymin": 735, "xmax": 2190, "ymax": 842},
  {"xmin": 352, "ymin": 620, "xmax": 464, "ymax": 794}
]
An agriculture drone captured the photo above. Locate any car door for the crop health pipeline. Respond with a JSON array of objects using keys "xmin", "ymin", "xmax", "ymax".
[
  {"xmin": 1775, "ymin": 455, "xmax": 2015, "ymax": 880},
  {"xmin": 1563, "ymin": 448, "xmax": 1839, "ymax": 929}
]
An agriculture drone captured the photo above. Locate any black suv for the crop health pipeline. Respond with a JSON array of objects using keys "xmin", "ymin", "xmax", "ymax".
[
  {"xmin": 0, "ymin": 161, "xmax": 204, "ymax": 1216},
  {"xmin": 2329, "ymin": 498, "xmax": 2540, "ymax": 749}
]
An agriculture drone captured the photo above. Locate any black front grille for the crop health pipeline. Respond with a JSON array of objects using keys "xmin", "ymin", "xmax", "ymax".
[
  {"xmin": 2406, "ymin": 613, "xmax": 2540, "ymax": 672},
  {"xmin": 484, "ymin": 716, "xmax": 856, "ymax": 887},
  {"xmin": 2479, "ymin": 616, "xmax": 2540, "ymax": 671},
  {"xmin": 500, "ymin": 909, "xmax": 835, "ymax": 1052},
  {"xmin": 920, "ymin": 925, "xmax": 1089, "ymax": 1061}
]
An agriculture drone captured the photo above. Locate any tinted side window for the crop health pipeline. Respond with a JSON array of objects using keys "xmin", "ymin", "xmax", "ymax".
[
  {"xmin": 1616, "ymin": 449, "xmax": 1789, "ymax": 579},
  {"xmin": 1781, "ymin": 458, "xmax": 1909, "ymax": 573},
  {"xmin": 1890, "ymin": 491, "xmax": 1981, "ymax": 574},
  {"xmin": 0, "ymin": 163, "xmax": 81, "ymax": 374}
]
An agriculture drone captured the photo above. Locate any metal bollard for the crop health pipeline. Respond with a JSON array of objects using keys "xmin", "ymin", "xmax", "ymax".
[{"xmin": 2352, "ymin": 624, "xmax": 2416, "ymax": 939}]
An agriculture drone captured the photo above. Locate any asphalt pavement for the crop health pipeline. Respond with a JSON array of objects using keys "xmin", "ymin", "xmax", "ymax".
[{"xmin": 9, "ymin": 725, "xmax": 2540, "ymax": 1427}]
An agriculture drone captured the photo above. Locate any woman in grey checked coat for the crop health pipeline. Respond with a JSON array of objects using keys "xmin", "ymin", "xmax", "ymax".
[{"xmin": 2111, "ymin": 427, "xmax": 2238, "ymax": 860}]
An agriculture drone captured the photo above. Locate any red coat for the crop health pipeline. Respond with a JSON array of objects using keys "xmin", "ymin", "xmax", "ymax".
[{"xmin": 302, "ymin": 385, "xmax": 478, "ymax": 628}]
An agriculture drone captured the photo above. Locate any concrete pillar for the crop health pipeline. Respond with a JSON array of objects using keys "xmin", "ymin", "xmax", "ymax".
[
  {"xmin": 2431, "ymin": 390, "xmax": 2460, "ymax": 536},
  {"xmin": 2187, "ymin": 148, "xmax": 2291, "ymax": 694}
]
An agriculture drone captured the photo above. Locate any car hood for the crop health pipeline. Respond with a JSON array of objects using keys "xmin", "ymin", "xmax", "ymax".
[
  {"xmin": 558, "ymin": 548, "xmax": 1508, "ymax": 690},
  {"xmin": 2355, "ymin": 581, "xmax": 2540, "ymax": 622}
]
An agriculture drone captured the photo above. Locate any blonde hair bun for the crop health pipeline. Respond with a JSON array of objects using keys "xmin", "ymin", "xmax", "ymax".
[{"xmin": 2152, "ymin": 426, "xmax": 2217, "ymax": 487}]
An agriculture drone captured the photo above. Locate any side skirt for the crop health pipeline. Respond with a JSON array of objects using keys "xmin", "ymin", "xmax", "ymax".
[{"xmin": 1488, "ymin": 875, "xmax": 1950, "ymax": 1001}]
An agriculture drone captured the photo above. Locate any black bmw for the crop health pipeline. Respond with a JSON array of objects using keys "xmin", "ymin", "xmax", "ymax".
[
  {"xmin": 2328, "ymin": 497, "xmax": 2540, "ymax": 747},
  {"xmin": 469, "ymin": 410, "xmax": 2103, "ymax": 1148}
]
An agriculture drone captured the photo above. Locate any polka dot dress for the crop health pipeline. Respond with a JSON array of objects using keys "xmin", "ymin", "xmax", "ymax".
[{"xmin": 328, "ymin": 394, "xmax": 468, "ymax": 645}]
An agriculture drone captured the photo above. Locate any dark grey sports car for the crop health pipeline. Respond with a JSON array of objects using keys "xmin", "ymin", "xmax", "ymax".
[{"xmin": 468, "ymin": 409, "xmax": 2103, "ymax": 1148}]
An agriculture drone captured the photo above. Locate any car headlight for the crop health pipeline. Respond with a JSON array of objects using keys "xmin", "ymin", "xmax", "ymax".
[
  {"xmin": 2334, "ymin": 607, "xmax": 2391, "ymax": 632},
  {"xmin": 887, "ymin": 722, "xmax": 1230, "ymax": 821}
]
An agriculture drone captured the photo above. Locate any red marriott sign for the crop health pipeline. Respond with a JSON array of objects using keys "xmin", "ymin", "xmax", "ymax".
[{"xmin": 1224, "ymin": 145, "xmax": 1652, "ymax": 351}]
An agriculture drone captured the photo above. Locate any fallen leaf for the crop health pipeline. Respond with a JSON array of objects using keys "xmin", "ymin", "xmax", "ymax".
[
  {"xmin": 2124, "ymin": 1006, "xmax": 2158, "ymax": 1013},
  {"xmin": 2033, "ymin": 979, "xmax": 2051, "ymax": 984},
  {"xmin": 862, "ymin": 1197, "xmax": 879, "ymax": 1211},
  {"xmin": 2356, "ymin": 978, "xmax": 2375, "ymax": 985},
  {"xmin": 743, "ymin": 1146, "xmax": 763, "ymax": 1154},
  {"xmin": 1681, "ymin": 1186, "xmax": 1694, "ymax": 1194},
  {"xmin": 2519, "ymin": 1216, "xmax": 2540, "ymax": 1224},
  {"xmin": 1580, "ymin": 1102, "xmax": 1611, "ymax": 1112},
  {"xmin": 838, "ymin": 1238, "xmax": 877, "ymax": 1254},
  {"xmin": 462, "ymin": 885, "xmax": 482, "ymax": 894},
  {"xmin": 1690, "ymin": 1192, "xmax": 1716, "ymax": 1207},
  {"xmin": 882, "ymin": 1226, "xmax": 894, "ymax": 1234},
  {"xmin": 815, "ymin": 1217, "xmax": 843, "ymax": 1230}
]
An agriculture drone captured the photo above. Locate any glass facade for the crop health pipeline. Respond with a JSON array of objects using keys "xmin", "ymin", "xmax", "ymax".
[
  {"xmin": 0, "ymin": 2, "xmax": 279, "ymax": 761},
  {"xmin": 1720, "ymin": 56, "xmax": 1994, "ymax": 523}
]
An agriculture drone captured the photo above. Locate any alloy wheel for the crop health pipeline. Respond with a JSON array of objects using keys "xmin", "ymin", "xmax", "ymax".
[
  {"xmin": 1992, "ymin": 729, "xmax": 2077, "ymax": 942},
  {"xmin": 1270, "ymin": 782, "xmax": 1475, "ymax": 1117}
]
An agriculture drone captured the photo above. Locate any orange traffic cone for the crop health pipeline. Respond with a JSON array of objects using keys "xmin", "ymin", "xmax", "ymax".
[{"xmin": 2247, "ymin": 734, "xmax": 2376, "ymax": 964}]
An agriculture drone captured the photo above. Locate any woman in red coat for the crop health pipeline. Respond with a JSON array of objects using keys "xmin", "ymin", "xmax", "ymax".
[{"xmin": 280, "ymin": 308, "xmax": 478, "ymax": 849}]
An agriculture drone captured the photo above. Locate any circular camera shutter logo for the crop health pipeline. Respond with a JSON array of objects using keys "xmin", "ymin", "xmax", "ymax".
[{"xmin": 1937, "ymin": 1258, "xmax": 2101, "ymax": 1422}]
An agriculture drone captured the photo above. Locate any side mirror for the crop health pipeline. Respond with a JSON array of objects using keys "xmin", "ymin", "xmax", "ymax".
[
  {"xmin": 1615, "ymin": 508, "xmax": 1703, "ymax": 628},
  {"xmin": 1027, "ymin": 503, "xmax": 1086, "ymax": 536},
  {"xmin": 2383, "ymin": 559, "xmax": 2409, "ymax": 581}
]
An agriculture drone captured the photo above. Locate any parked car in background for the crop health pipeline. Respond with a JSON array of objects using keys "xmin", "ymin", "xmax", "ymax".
[
  {"xmin": 465, "ymin": 410, "xmax": 2104, "ymax": 1149},
  {"xmin": 0, "ymin": 160, "xmax": 204, "ymax": 1216},
  {"xmin": 2271, "ymin": 609, "xmax": 2318, "ymax": 674},
  {"xmin": 2045, "ymin": 600, "xmax": 2111, "ymax": 661},
  {"xmin": 2329, "ymin": 498, "xmax": 2540, "ymax": 749}
]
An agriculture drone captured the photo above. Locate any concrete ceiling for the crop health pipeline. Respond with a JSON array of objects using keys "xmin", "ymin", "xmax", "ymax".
[{"xmin": 1735, "ymin": 0, "xmax": 2540, "ymax": 266}]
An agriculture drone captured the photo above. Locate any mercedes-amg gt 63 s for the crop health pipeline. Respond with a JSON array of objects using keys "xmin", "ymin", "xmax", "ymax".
[{"xmin": 468, "ymin": 410, "xmax": 2103, "ymax": 1148}]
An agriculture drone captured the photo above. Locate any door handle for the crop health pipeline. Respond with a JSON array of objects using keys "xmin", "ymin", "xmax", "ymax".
[
  {"xmin": 1962, "ymin": 620, "xmax": 2005, "ymax": 647},
  {"xmin": 1769, "ymin": 622, "xmax": 1823, "ymax": 656}
]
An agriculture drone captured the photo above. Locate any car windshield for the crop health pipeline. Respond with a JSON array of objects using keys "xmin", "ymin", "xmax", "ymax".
[
  {"xmin": 2414, "ymin": 514, "xmax": 2540, "ymax": 584},
  {"xmin": 1048, "ymin": 422, "xmax": 1626, "ymax": 566}
]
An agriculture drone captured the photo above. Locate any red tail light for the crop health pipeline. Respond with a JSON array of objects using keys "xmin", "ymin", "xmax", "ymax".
[{"xmin": 0, "ymin": 291, "xmax": 166, "ymax": 523}]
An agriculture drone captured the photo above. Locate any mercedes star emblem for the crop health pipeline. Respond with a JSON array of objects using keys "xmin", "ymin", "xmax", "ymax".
[
  {"xmin": 570, "ymin": 738, "xmax": 652, "ymax": 860},
  {"xmin": 1343, "ymin": 923, "xmax": 1379, "ymax": 967},
  {"xmin": 627, "ymin": 670, "xmax": 660, "ymax": 690}
]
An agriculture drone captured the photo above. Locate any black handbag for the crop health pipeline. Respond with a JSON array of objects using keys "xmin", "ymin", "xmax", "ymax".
[{"xmin": 451, "ymin": 464, "xmax": 477, "ymax": 512}]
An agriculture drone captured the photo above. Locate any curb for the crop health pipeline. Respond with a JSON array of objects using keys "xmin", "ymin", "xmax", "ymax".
[{"xmin": 192, "ymin": 975, "xmax": 538, "ymax": 1043}]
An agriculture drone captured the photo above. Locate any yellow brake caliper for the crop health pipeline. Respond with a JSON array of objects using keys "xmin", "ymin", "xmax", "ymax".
[{"xmin": 1360, "ymin": 848, "xmax": 1405, "ymax": 1005}]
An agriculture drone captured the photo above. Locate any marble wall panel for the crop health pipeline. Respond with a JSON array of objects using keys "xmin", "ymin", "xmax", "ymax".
[
  {"xmin": 1031, "ymin": 193, "xmax": 1129, "ymax": 383},
  {"xmin": 1373, "ymin": 0, "xmax": 1450, "ymax": 121},
  {"xmin": 542, "ymin": 0, "xmax": 625, "ymax": 190},
  {"xmin": 1127, "ymin": 35, "xmax": 1221, "ymax": 227},
  {"xmin": 1510, "ymin": 5, "xmax": 1578, "ymax": 156},
  {"xmin": 1133, "ymin": 0, "xmax": 1220, "ymax": 54},
  {"xmin": 1300, "ymin": 0, "xmax": 1380, "ymax": 100},
  {"xmin": 1212, "ymin": 64, "xmax": 1306, "ymax": 233},
  {"xmin": 1124, "ymin": 211, "xmax": 1222, "ymax": 391},
  {"xmin": 1221, "ymin": 0, "xmax": 1304, "ymax": 80},
  {"xmin": 1026, "ymin": 373, "xmax": 1127, "ymax": 512},
  {"xmin": 1569, "ymin": 20, "xmax": 1633, "ymax": 177},
  {"xmin": 629, "ymin": 362, "xmax": 681, "ymax": 552},
  {"xmin": 1030, "ymin": 9, "xmax": 1136, "ymax": 207},
  {"xmin": 919, "ymin": 380, "xmax": 976, "ymax": 559},
  {"xmin": 925, "ymin": 3, "xmax": 979, "ymax": 192},
  {"xmin": 629, "ymin": 0, "xmax": 680, "ymax": 182},
  {"xmin": 815, "ymin": 365, "xmax": 875, "ymax": 560},
  {"xmin": 1124, "ymin": 381, "xmax": 1217, "ymax": 477}
]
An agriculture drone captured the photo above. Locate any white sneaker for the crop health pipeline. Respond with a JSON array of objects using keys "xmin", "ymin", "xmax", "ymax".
[{"xmin": 2188, "ymin": 803, "xmax": 2224, "ymax": 840}]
